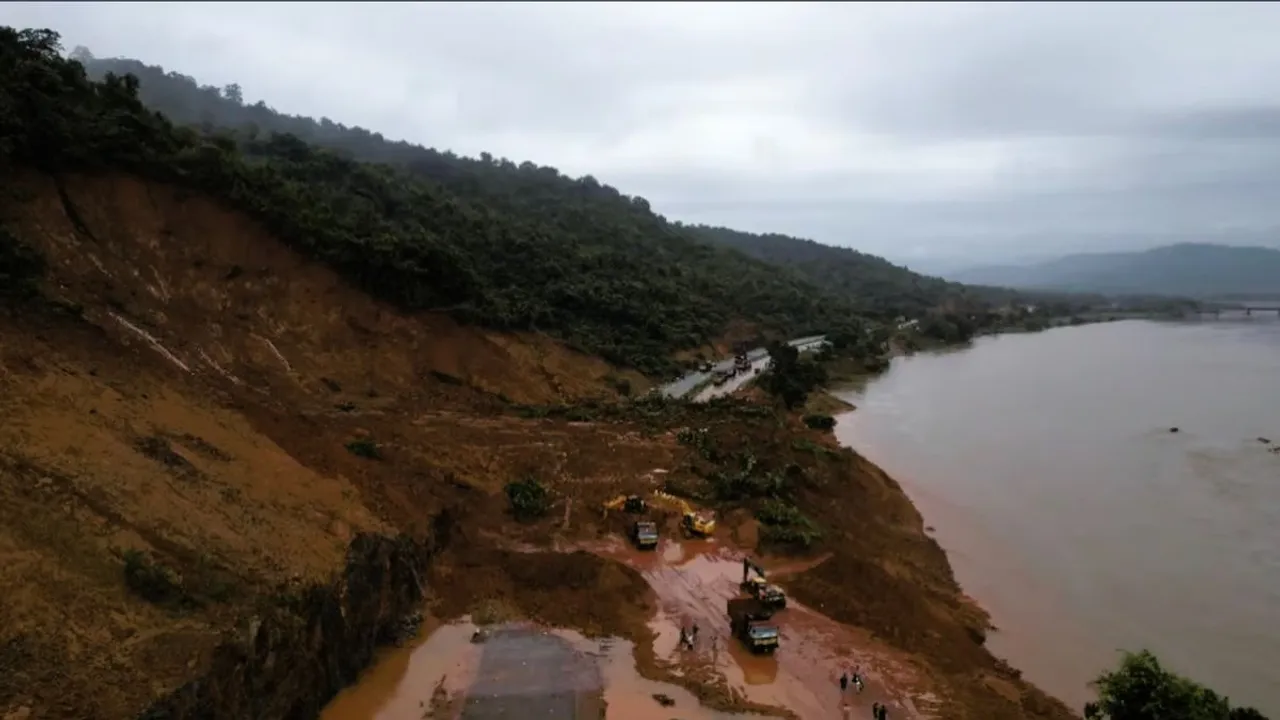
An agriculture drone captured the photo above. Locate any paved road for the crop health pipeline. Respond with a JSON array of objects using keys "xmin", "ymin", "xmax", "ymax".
[
  {"xmin": 661, "ymin": 335, "xmax": 827, "ymax": 400},
  {"xmin": 461, "ymin": 628, "xmax": 604, "ymax": 719}
]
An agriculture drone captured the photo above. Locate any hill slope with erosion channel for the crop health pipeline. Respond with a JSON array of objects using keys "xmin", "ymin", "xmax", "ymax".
[{"xmin": 1, "ymin": 28, "xmax": 1073, "ymax": 720}]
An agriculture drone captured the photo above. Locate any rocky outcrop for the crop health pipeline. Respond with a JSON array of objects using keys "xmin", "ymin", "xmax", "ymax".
[{"xmin": 137, "ymin": 512, "xmax": 453, "ymax": 720}]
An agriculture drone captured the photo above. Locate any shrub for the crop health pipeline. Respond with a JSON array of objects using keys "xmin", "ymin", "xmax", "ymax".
[
  {"xmin": 505, "ymin": 476, "xmax": 550, "ymax": 521},
  {"xmin": 803, "ymin": 414, "xmax": 836, "ymax": 431},
  {"xmin": 345, "ymin": 437, "xmax": 381, "ymax": 459},
  {"xmin": 755, "ymin": 499, "xmax": 822, "ymax": 549},
  {"xmin": 122, "ymin": 549, "xmax": 185, "ymax": 605}
]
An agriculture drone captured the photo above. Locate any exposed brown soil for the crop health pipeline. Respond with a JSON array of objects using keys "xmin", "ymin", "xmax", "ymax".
[{"xmin": 0, "ymin": 172, "xmax": 1077, "ymax": 720}]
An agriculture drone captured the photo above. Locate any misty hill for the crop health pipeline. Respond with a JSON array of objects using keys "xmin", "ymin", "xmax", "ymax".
[
  {"xmin": 72, "ymin": 49, "xmax": 1039, "ymax": 330},
  {"xmin": 685, "ymin": 225, "xmax": 1104, "ymax": 317},
  {"xmin": 949, "ymin": 243, "xmax": 1280, "ymax": 298}
]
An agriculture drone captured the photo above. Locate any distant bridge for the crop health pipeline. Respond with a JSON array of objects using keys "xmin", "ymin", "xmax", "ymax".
[{"xmin": 1198, "ymin": 304, "xmax": 1280, "ymax": 317}]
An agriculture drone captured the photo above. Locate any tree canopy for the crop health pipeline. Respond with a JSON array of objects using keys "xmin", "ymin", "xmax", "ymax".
[
  {"xmin": 3, "ymin": 29, "xmax": 1116, "ymax": 378},
  {"xmin": 1085, "ymin": 650, "xmax": 1268, "ymax": 720},
  {"xmin": 685, "ymin": 224, "xmax": 1110, "ymax": 323},
  {"xmin": 65, "ymin": 44, "xmax": 1101, "ymax": 362},
  {"xmin": 3, "ymin": 28, "xmax": 879, "ymax": 376},
  {"xmin": 760, "ymin": 341, "xmax": 828, "ymax": 409}
]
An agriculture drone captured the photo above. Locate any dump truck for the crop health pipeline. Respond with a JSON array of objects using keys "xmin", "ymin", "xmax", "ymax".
[
  {"xmin": 631, "ymin": 520, "xmax": 659, "ymax": 550},
  {"xmin": 741, "ymin": 558, "xmax": 787, "ymax": 610},
  {"xmin": 728, "ymin": 597, "xmax": 779, "ymax": 653}
]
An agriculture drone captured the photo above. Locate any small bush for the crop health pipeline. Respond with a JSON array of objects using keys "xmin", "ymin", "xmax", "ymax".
[
  {"xmin": 345, "ymin": 437, "xmax": 381, "ymax": 459},
  {"xmin": 755, "ymin": 499, "xmax": 822, "ymax": 549},
  {"xmin": 123, "ymin": 549, "xmax": 185, "ymax": 605},
  {"xmin": 803, "ymin": 414, "xmax": 836, "ymax": 431},
  {"xmin": 505, "ymin": 476, "xmax": 550, "ymax": 521}
]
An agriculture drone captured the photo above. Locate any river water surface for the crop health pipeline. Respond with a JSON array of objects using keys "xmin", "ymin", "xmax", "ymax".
[{"xmin": 834, "ymin": 318, "xmax": 1280, "ymax": 715}]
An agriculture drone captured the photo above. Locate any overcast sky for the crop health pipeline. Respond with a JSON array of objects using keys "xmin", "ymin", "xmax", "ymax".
[{"xmin": 6, "ymin": 2, "xmax": 1280, "ymax": 269}]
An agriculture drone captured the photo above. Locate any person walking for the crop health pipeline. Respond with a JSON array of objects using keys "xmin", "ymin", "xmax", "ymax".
[
  {"xmin": 878, "ymin": 703, "xmax": 889, "ymax": 720},
  {"xmin": 871, "ymin": 702, "xmax": 881, "ymax": 719},
  {"xmin": 840, "ymin": 671, "xmax": 849, "ymax": 693},
  {"xmin": 852, "ymin": 666, "xmax": 864, "ymax": 694}
]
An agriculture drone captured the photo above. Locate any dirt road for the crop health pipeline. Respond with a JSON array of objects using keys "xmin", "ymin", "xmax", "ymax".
[{"xmin": 590, "ymin": 537, "xmax": 936, "ymax": 719}]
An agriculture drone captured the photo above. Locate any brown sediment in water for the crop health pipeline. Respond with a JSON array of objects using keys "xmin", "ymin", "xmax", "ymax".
[{"xmin": 841, "ymin": 419, "xmax": 1098, "ymax": 710}]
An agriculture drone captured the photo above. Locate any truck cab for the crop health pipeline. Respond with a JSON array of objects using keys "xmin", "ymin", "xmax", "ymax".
[
  {"xmin": 631, "ymin": 520, "xmax": 659, "ymax": 550},
  {"xmin": 728, "ymin": 597, "xmax": 779, "ymax": 653}
]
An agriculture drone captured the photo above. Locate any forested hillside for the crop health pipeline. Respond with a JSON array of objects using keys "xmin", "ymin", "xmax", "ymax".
[
  {"xmin": 686, "ymin": 225, "xmax": 1108, "ymax": 319},
  {"xmin": 72, "ymin": 50, "xmax": 1026, "ymax": 332},
  {"xmin": 687, "ymin": 225, "xmax": 974, "ymax": 319},
  {"xmin": 3, "ymin": 30, "xmax": 876, "ymax": 377}
]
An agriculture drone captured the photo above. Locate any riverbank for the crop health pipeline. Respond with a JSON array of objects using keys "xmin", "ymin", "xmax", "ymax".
[{"xmin": 313, "ymin": 395, "xmax": 1079, "ymax": 720}]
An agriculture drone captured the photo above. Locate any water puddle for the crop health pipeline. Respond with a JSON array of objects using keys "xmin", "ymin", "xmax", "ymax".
[{"xmin": 321, "ymin": 617, "xmax": 756, "ymax": 719}]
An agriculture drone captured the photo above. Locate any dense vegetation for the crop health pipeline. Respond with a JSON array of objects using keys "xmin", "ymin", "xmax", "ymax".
[
  {"xmin": 1085, "ymin": 650, "xmax": 1268, "ymax": 720},
  {"xmin": 760, "ymin": 341, "xmax": 828, "ymax": 409},
  {"xmin": 65, "ymin": 45, "xmax": 1110, "ymax": 361},
  {"xmin": 950, "ymin": 243, "xmax": 1280, "ymax": 299},
  {"xmin": 685, "ymin": 224, "xmax": 1107, "ymax": 320},
  {"xmin": 3, "ymin": 29, "xmax": 880, "ymax": 376}
]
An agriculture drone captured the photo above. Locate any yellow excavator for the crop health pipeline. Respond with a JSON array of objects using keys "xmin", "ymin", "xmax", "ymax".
[
  {"xmin": 740, "ymin": 557, "xmax": 787, "ymax": 609},
  {"xmin": 602, "ymin": 491, "xmax": 716, "ymax": 537},
  {"xmin": 651, "ymin": 490, "xmax": 716, "ymax": 537},
  {"xmin": 602, "ymin": 494, "xmax": 647, "ymax": 515}
]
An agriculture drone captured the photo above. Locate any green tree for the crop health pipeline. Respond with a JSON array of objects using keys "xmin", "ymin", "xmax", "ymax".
[
  {"xmin": 1084, "ymin": 650, "xmax": 1269, "ymax": 720},
  {"xmin": 760, "ymin": 341, "xmax": 827, "ymax": 409}
]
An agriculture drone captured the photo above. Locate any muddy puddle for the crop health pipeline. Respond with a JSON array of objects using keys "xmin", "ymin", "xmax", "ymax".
[
  {"xmin": 321, "ymin": 617, "xmax": 754, "ymax": 719},
  {"xmin": 588, "ymin": 537, "xmax": 938, "ymax": 719}
]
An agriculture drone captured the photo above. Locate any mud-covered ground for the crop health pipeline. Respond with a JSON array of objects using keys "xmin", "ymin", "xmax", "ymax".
[{"xmin": 2, "ymin": 171, "xmax": 1078, "ymax": 720}]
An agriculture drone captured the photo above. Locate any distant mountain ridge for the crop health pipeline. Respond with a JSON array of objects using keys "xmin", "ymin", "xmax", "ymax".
[{"xmin": 948, "ymin": 243, "xmax": 1280, "ymax": 298}]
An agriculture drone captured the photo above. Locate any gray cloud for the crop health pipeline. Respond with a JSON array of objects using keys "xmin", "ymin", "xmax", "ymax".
[{"xmin": 4, "ymin": 1, "xmax": 1280, "ymax": 267}]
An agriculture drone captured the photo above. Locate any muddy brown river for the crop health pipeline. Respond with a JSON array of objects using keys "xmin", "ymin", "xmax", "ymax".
[
  {"xmin": 835, "ymin": 319, "xmax": 1280, "ymax": 715},
  {"xmin": 322, "ymin": 537, "xmax": 935, "ymax": 719}
]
